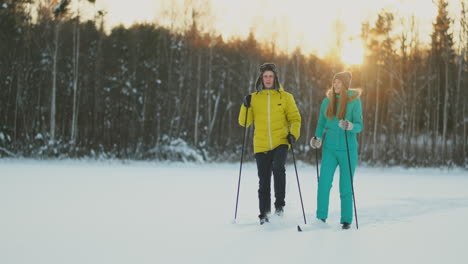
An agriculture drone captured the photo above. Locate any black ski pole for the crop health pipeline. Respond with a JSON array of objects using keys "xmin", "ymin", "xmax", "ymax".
[
  {"xmin": 290, "ymin": 141, "xmax": 307, "ymax": 231},
  {"xmin": 234, "ymin": 107, "xmax": 249, "ymax": 221},
  {"xmin": 344, "ymin": 130, "xmax": 359, "ymax": 230}
]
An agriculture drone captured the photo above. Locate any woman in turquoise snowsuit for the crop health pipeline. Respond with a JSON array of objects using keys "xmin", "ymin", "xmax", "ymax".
[{"xmin": 310, "ymin": 71, "xmax": 363, "ymax": 229}]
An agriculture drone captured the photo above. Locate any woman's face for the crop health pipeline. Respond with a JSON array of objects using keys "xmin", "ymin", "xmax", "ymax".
[{"xmin": 333, "ymin": 79, "xmax": 343, "ymax": 94}]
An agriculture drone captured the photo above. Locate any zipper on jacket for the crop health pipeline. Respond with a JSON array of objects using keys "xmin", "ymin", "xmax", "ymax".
[{"xmin": 267, "ymin": 91, "xmax": 273, "ymax": 150}]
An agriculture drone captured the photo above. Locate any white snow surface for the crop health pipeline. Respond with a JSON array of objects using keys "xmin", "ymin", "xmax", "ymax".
[{"xmin": 1, "ymin": 159, "xmax": 467, "ymax": 264}]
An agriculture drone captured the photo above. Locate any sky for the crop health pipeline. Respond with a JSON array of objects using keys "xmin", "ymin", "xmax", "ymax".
[{"xmin": 82, "ymin": 0, "xmax": 464, "ymax": 64}]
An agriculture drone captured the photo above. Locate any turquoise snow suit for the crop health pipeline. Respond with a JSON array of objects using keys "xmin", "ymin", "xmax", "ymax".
[{"xmin": 315, "ymin": 91, "xmax": 363, "ymax": 224}]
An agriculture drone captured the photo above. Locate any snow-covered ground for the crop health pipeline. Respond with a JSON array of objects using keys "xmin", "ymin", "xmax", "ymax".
[{"xmin": 1, "ymin": 159, "xmax": 467, "ymax": 264}]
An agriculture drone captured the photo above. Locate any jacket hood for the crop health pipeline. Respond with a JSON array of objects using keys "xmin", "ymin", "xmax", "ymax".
[
  {"xmin": 326, "ymin": 88, "xmax": 362, "ymax": 102},
  {"xmin": 257, "ymin": 84, "xmax": 285, "ymax": 93}
]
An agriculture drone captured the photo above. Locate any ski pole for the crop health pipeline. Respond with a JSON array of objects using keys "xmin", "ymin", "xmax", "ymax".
[
  {"xmin": 290, "ymin": 141, "xmax": 307, "ymax": 226},
  {"xmin": 344, "ymin": 130, "xmax": 359, "ymax": 230},
  {"xmin": 315, "ymin": 148, "xmax": 320, "ymax": 183},
  {"xmin": 234, "ymin": 107, "xmax": 249, "ymax": 221}
]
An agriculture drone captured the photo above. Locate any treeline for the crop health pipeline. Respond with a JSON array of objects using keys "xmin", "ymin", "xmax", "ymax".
[{"xmin": 0, "ymin": 0, "xmax": 466, "ymax": 167}]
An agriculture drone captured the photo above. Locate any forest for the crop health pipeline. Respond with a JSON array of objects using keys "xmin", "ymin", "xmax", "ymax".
[{"xmin": 0, "ymin": 0, "xmax": 467, "ymax": 167}]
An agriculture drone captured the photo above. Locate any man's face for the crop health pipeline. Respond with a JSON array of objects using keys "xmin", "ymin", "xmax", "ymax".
[{"xmin": 262, "ymin": 71, "xmax": 275, "ymax": 89}]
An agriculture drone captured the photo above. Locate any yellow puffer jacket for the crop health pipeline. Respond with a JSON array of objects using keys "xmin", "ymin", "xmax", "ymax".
[{"xmin": 238, "ymin": 85, "xmax": 301, "ymax": 153}]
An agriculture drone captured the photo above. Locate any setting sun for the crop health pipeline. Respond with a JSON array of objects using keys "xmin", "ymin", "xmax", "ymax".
[{"xmin": 340, "ymin": 39, "xmax": 365, "ymax": 65}]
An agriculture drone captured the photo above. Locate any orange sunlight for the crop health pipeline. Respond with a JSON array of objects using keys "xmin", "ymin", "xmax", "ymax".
[
  {"xmin": 89, "ymin": 0, "xmax": 462, "ymax": 59},
  {"xmin": 340, "ymin": 39, "xmax": 365, "ymax": 65}
]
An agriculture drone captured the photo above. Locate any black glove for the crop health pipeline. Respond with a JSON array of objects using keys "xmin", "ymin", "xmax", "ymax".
[
  {"xmin": 243, "ymin": 95, "xmax": 252, "ymax": 108},
  {"xmin": 287, "ymin": 133, "xmax": 296, "ymax": 144}
]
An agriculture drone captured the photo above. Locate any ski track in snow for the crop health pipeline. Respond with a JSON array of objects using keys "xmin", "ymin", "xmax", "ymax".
[{"xmin": 1, "ymin": 159, "xmax": 467, "ymax": 264}]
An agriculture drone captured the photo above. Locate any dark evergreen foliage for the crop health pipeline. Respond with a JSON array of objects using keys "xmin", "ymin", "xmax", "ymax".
[{"xmin": 0, "ymin": 0, "xmax": 466, "ymax": 166}]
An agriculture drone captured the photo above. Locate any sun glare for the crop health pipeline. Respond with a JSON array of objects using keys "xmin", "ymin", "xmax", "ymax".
[
  {"xmin": 91, "ymin": 0, "xmax": 460, "ymax": 60},
  {"xmin": 340, "ymin": 39, "xmax": 365, "ymax": 65}
]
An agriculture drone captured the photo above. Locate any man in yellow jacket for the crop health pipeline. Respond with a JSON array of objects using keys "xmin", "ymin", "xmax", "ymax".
[{"xmin": 238, "ymin": 63, "xmax": 301, "ymax": 225}]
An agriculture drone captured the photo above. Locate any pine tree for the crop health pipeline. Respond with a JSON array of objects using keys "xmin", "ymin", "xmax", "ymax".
[{"xmin": 430, "ymin": 0, "xmax": 455, "ymax": 164}]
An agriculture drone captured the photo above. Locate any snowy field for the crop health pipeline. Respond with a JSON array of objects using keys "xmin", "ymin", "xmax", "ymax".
[{"xmin": 1, "ymin": 159, "xmax": 467, "ymax": 264}]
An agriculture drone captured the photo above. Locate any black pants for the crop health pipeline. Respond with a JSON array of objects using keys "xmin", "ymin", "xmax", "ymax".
[{"xmin": 254, "ymin": 144, "xmax": 288, "ymax": 218}]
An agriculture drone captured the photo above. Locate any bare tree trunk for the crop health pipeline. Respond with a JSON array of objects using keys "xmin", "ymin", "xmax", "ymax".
[
  {"xmin": 426, "ymin": 65, "xmax": 432, "ymax": 162},
  {"xmin": 434, "ymin": 70, "xmax": 440, "ymax": 161},
  {"xmin": 456, "ymin": 0, "xmax": 466, "ymax": 164},
  {"xmin": 305, "ymin": 73, "xmax": 313, "ymax": 147},
  {"xmin": 14, "ymin": 69, "xmax": 22, "ymax": 143},
  {"xmin": 362, "ymin": 63, "xmax": 370, "ymax": 157},
  {"xmin": 442, "ymin": 54, "xmax": 449, "ymax": 163},
  {"xmin": 51, "ymin": 21, "xmax": 60, "ymax": 142},
  {"xmin": 388, "ymin": 61, "xmax": 396, "ymax": 159},
  {"xmin": 156, "ymin": 104, "xmax": 161, "ymax": 146},
  {"xmin": 4, "ymin": 69, "xmax": 14, "ymax": 126},
  {"xmin": 194, "ymin": 52, "xmax": 201, "ymax": 146},
  {"xmin": 294, "ymin": 54, "xmax": 301, "ymax": 90},
  {"xmin": 372, "ymin": 63, "xmax": 380, "ymax": 161},
  {"xmin": 206, "ymin": 71, "xmax": 225, "ymax": 147},
  {"xmin": 293, "ymin": 54, "xmax": 301, "ymax": 143},
  {"xmin": 463, "ymin": 84, "xmax": 468, "ymax": 164},
  {"xmin": 71, "ymin": 13, "xmax": 81, "ymax": 143},
  {"xmin": 455, "ymin": 53, "xmax": 462, "ymax": 158},
  {"xmin": 408, "ymin": 77, "xmax": 416, "ymax": 162},
  {"xmin": 207, "ymin": 45, "xmax": 213, "ymax": 135},
  {"xmin": 94, "ymin": 13, "xmax": 104, "ymax": 148},
  {"xmin": 141, "ymin": 80, "xmax": 148, "ymax": 145},
  {"xmin": 462, "ymin": 0, "xmax": 468, "ymax": 165},
  {"xmin": 166, "ymin": 37, "xmax": 175, "ymax": 139},
  {"xmin": 205, "ymin": 44, "xmax": 214, "ymax": 147}
]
